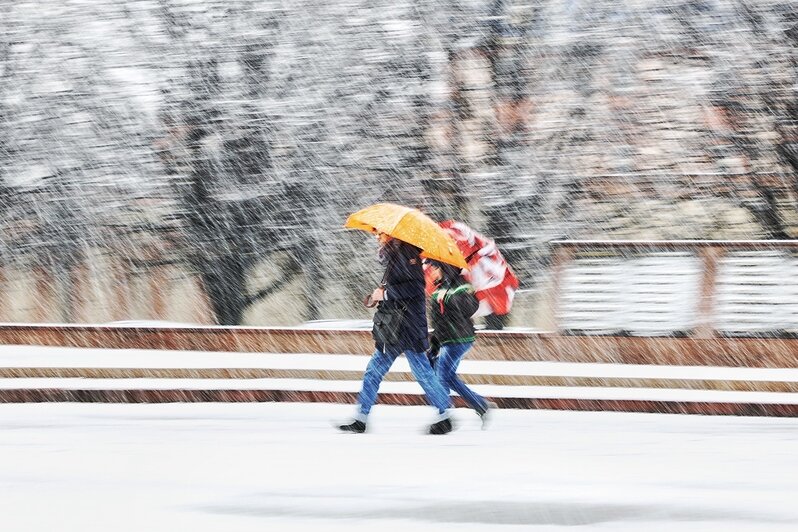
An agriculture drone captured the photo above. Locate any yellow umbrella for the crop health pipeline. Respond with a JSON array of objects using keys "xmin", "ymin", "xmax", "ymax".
[{"xmin": 345, "ymin": 203, "xmax": 468, "ymax": 269}]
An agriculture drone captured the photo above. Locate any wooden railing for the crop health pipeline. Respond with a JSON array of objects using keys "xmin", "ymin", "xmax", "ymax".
[
  {"xmin": 0, "ymin": 322, "xmax": 797, "ymax": 368},
  {"xmin": 0, "ymin": 324, "xmax": 797, "ymax": 415}
]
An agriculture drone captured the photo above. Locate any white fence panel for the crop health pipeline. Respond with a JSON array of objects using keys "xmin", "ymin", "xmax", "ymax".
[
  {"xmin": 785, "ymin": 256, "xmax": 798, "ymax": 332},
  {"xmin": 714, "ymin": 252, "xmax": 796, "ymax": 333},
  {"xmin": 558, "ymin": 257, "xmax": 626, "ymax": 333},
  {"xmin": 622, "ymin": 253, "xmax": 702, "ymax": 335},
  {"xmin": 558, "ymin": 253, "xmax": 701, "ymax": 335}
]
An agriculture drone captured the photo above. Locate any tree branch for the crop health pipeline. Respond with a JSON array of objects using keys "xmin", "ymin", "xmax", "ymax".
[{"xmin": 244, "ymin": 265, "xmax": 300, "ymax": 307}]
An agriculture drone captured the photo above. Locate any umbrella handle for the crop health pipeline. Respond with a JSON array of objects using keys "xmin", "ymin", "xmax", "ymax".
[{"xmin": 364, "ymin": 295, "xmax": 378, "ymax": 308}]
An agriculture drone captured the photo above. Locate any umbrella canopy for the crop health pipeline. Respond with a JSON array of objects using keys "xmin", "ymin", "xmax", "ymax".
[
  {"xmin": 425, "ymin": 220, "xmax": 520, "ymax": 316},
  {"xmin": 345, "ymin": 203, "xmax": 468, "ymax": 269}
]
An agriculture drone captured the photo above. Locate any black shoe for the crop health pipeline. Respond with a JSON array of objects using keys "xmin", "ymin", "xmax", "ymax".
[
  {"xmin": 428, "ymin": 417, "xmax": 453, "ymax": 435},
  {"xmin": 338, "ymin": 420, "xmax": 366, "ymax": 433}
]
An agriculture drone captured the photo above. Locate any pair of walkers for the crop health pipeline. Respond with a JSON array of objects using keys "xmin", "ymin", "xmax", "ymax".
[{"xmin": 338, "ymin": 233, "xmax": 492, "ymax": 435}]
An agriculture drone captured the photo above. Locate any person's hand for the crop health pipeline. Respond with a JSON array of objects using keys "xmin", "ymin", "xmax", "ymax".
[{"xmin": 371, "ymin": 287, "xmax": 385, "ymax": 302}]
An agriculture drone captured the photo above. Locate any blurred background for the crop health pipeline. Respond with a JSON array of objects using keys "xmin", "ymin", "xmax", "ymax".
[{"xmin": 0, "ymin": 0, "xmax": 796, "ymax": 328}]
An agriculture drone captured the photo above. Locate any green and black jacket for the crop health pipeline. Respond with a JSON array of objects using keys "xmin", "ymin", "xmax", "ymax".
[{"xmin": 429, "ymin": 280, "xmax": 479, "ymax": 346}]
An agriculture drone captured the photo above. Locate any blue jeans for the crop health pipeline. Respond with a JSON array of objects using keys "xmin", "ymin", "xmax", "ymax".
[
  {"xmin": 436, "ymin": 342, "xmax": 488, "ymax": 414},
  {"xmin": 358, "ymin": 346, "xmax": 451, "ymax": 415}
]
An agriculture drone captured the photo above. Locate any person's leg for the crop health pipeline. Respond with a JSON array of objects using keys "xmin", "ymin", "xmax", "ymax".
[
  {"xmin": 404, "ymin": 349, "xmax": 451, "ymax": 414},
  {"xmin": 340, "ymin": 347, "xmax": 398, "ymax": 433},
  {"xmin": 436, "ymin": 342, "xmax": 488, "ymax": 414},
  {"xmin": 356, "ymin": 347, "xmax": 398, "ymax": 416}
]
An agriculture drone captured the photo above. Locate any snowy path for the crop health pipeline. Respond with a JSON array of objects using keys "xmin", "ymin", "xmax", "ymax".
[{"xmin": 0, "ymin": 402, "xmax": 796, "ymax": 532}]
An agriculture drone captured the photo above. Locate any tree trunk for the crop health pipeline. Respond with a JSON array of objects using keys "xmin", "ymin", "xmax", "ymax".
[
  {"xmin": 296, "ymin": 241, "xmax": 321, "ymax": 322},
  {"xmin": 200, "ymin": 256, "xmax": 249, "ymax": 326}
]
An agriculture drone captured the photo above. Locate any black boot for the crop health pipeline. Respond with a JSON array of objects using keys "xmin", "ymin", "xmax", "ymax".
[
  {"xmin": 428, "ymin": 417, "xmax": 453, "ymax": 435},
  {"xmin": 338, "ymin": 420, "xmax": 366, "ymax": 433}
]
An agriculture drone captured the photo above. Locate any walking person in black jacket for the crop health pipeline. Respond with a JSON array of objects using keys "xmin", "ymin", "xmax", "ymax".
[
  {"xmin": 426, "ymin": 259, "xmax": 494, "ymax": 427},
  {"xmin": 338, "ymin": 233, "xmax": 454, "ymax": 435}
]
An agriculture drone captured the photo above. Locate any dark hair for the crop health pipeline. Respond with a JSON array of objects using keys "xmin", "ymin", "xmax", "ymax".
[{"xmin": 426, "ymin": 259, "xmax": 463, "ymax": 283}]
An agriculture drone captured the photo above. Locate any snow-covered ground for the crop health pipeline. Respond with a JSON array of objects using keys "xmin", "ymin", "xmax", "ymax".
[{"xmin": 0, "ymin": 402, "xmax": 796, "ymax": 532}]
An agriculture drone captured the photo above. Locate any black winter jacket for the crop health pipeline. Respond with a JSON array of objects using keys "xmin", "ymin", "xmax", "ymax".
[
  {"xmin": 428, "ymin": 279, "xmax": 479, "ymax": 347},
  {"xmin": 373, "ymin": 240, "xmax": 429, "ymax": 353}
]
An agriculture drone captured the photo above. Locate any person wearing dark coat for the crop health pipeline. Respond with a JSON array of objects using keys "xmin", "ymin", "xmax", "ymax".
[
  {"xmin": 426, "ymin": 259, "xmax": 494, "ymax": 428},
  {"xmin": 338, "ymin": 234, "xmax": 453, "ymax": 435}
]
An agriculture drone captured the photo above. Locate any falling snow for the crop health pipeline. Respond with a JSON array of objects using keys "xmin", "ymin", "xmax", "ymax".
[
  {"xmin": 0, "ymin": 0, "xmax": 796, "ymax": 326},
  {"xmin": 1, "ymin": 2, "xmax": 798, "ymax": 529}
]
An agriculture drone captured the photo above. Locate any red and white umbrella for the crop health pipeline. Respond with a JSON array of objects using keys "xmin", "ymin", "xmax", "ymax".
[{"xmin": 425, "ymin": 220, "xmax": 520, "ymax": 317}]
